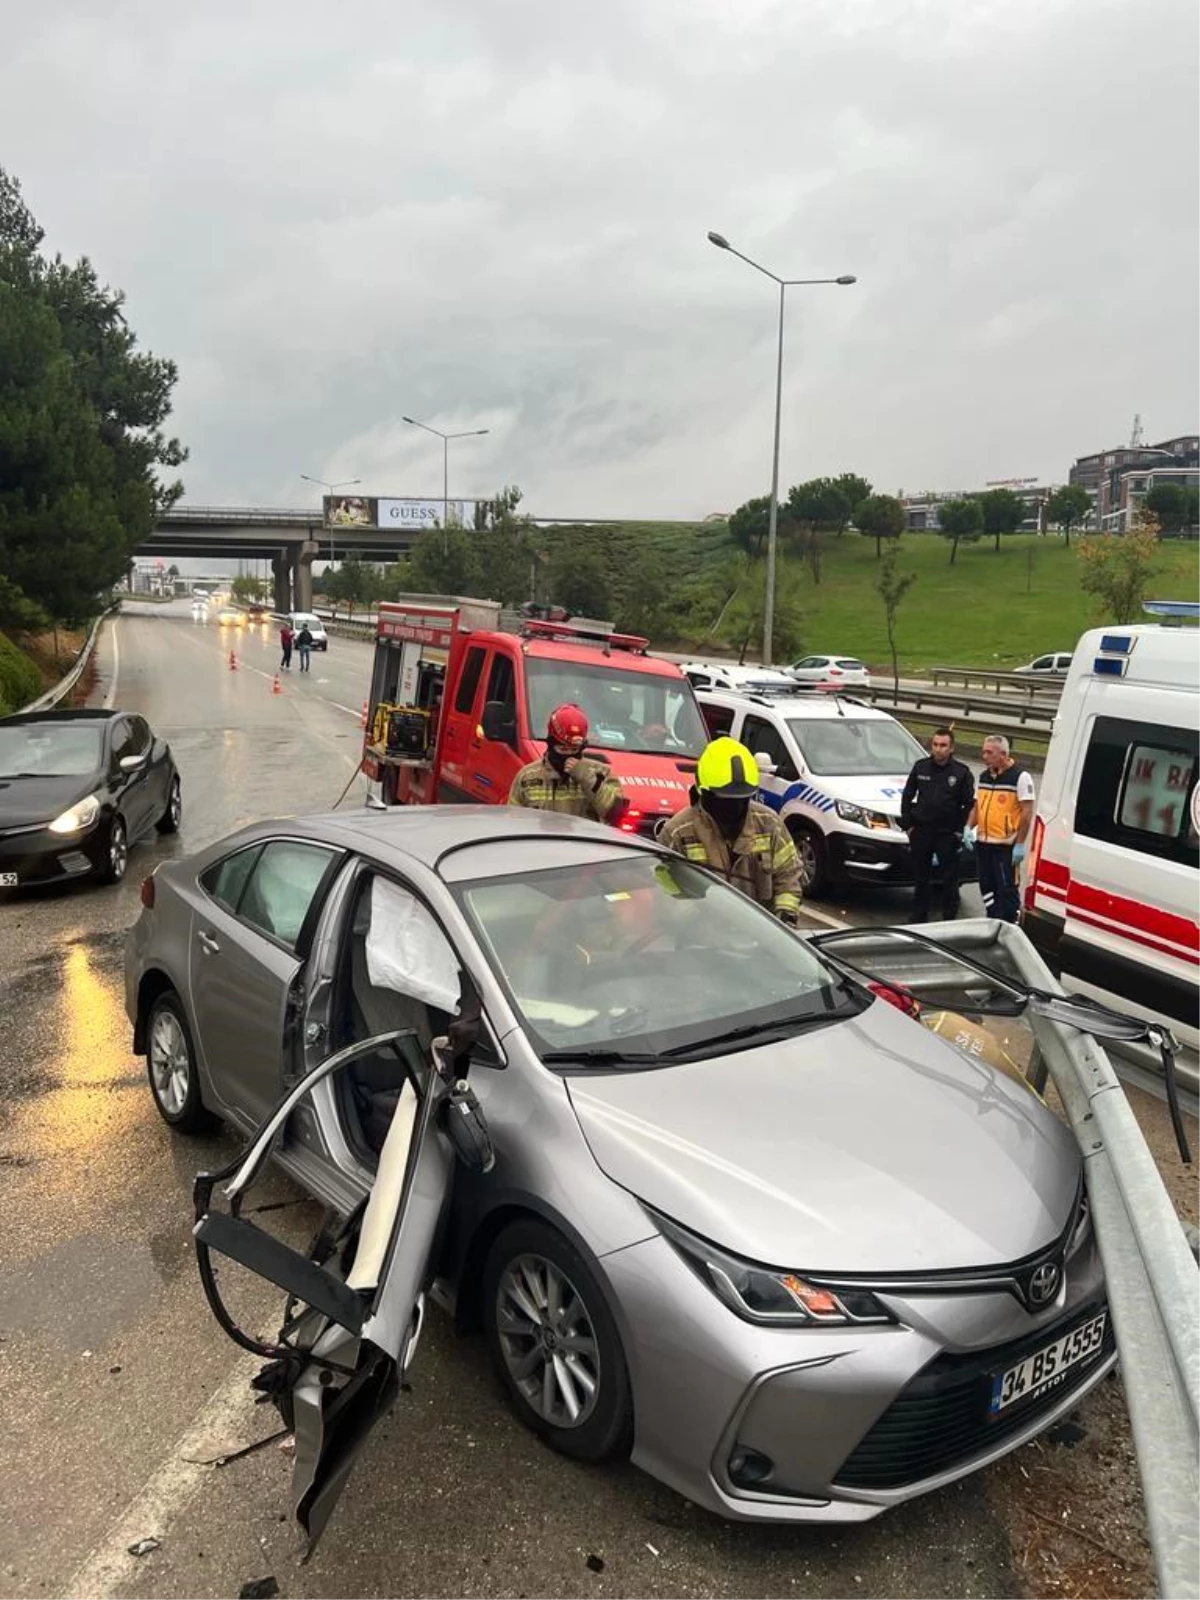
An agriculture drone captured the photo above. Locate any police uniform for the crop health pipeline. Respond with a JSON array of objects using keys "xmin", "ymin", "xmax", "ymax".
[
  {"xmin": 507, "ymin": 754, "xmax": 625, "ymax": 823},
  {"xmin": 900, "ymin": 754, "xmax": 975, "ymax": 922},
  {"xmin": 659, "ymin": 799, "xmax": 802, "ymax": 921}
]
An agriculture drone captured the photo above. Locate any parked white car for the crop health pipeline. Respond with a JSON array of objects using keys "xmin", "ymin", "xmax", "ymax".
[
  {"xmin": 789, "ymin": 654, "xmax": 872, "ymax": 689},
  {"xmin": 697, "ymin": 686, "xmax": 976, "ymax": 897},
  {"xmin": 677, "ymin": 660, "xmax": 797, "ymax": 694},
  {"xmin": 1015, "ymin": 653, "xmax": 1073, "ymax": 674}
]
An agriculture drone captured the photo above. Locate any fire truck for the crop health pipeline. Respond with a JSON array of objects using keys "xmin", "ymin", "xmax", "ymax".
[{"xmin": 360, "ymin": 596, "xmax": 709, "ymax": 834}]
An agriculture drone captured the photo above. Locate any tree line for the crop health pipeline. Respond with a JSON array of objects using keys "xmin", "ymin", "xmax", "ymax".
[{"xmin": 0, "ymin": 166, "xmax": 185, "ymax": 628}]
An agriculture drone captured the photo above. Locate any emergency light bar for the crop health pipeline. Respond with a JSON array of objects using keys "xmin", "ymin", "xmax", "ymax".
[{"xmin": 520, "ymin": 618, "xmax": 650, "ymax": 654}]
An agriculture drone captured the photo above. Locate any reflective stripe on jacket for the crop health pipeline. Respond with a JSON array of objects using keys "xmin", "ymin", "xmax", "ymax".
[
  {"xmin": 658, "ymin": 799, "xmax": 802, "ymax": 919},
  {"xmin": 507, "ymin": 755, "xmax": 624, "ymax": 822}
]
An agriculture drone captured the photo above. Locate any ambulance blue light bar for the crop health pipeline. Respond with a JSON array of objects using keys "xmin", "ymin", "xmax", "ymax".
[
  {"xmin": 1143, "ymin": 599, "xmax": 1200, "ymax": 619},
  {"xmin": 1092, "ymin": 657, "xmax": 1127, "ymax": 676},
  {"xmin": 1099, "ymin": 634, "xmax": 1133, "ymax": 654}
]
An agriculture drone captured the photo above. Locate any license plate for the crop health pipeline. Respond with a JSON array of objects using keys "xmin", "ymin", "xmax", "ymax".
[
  {"xmin": 990, "ymin": 1312, "xmax": 1107, "ymax": 1416},
  {"xmin": 0, "ymin": 872, "xmax": 17, "ymax": 887}
]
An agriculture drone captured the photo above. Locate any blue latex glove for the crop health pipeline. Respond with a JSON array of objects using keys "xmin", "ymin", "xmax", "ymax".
[{"xmin": 1013, "ymin": 842, "xmax": 1027, "ymax": 866}]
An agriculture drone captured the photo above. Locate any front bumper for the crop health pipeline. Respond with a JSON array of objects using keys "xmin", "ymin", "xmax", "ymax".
[
  {"xmin": 0, "ymin": 821, "xmax": 104, "ymax": 888},
  {"xmin": 605, "ymin": 1225, "xmax": 1109, "ymax": 1523},
  {"xmin": 829, "ymin": 831, "xmax": 978, "ymax": 888}
]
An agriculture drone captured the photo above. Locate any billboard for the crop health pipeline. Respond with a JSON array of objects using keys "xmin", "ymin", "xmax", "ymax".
[{"xmin": 324, "ymin": 496, "xmax": 476, "ymax": 529}]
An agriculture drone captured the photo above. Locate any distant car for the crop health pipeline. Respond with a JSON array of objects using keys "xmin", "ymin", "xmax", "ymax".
[
  {"xmin": 789, "ymin": 655, "xmax": 872, "ymax": 689},
  {"xmin": 678, "ymin": 660, "xmax": 796, "ymax": 693},
  {"xmin": 247, "ymin": 602, "xmax": 268, "ymax": 619},
  {"xmin": 217, "ymin": 608, "xmax": 244, "ymax": 627},
  {"xmin": 1016, "ymin": 653, "xmax": 1073, "ymax": 675},
  {"xmin": 125, "ymin": 807, "xmax": 1108, "ymax": 1541},
  {"xmin": 0, "ymin": 709, "xmax": 180, "ymax": 890},
  {"xmin": 289, "ymin": 612, "xmax": 329, "ymax": 651}
]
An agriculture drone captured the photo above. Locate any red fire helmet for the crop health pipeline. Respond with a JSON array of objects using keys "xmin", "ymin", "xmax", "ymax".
[{"xmin": 547, "ymin": 703, "xmax": 589, "ymax": 746}]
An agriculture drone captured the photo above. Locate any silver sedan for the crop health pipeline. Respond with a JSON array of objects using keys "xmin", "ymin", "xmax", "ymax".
[{"xmin": 125, "ymin": 807, "xmax": 1111, "ymax": 1548}]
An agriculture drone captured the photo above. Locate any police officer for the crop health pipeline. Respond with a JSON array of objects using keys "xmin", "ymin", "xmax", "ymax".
[
  {"xmin": 900, "ymin": 726, "xmax": 975, "ymax": 922},
  {"xmin": 658, "ymin": 737, "xmax": 802, "ymax": 923},
  {"xmin": 508, "ymin": 703, "xmax": 626, "ymax": 823}
]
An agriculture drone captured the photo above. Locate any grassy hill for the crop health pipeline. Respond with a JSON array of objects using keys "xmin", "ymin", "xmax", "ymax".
[{"xmin": 542, "ymin": 522, "xmax": 1198, "ymax": 672}]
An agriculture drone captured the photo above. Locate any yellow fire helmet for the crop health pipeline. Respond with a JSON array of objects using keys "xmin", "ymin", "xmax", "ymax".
[{"xmin": 696, "ymin": 737, "xmax": 760, "ymax": 797}]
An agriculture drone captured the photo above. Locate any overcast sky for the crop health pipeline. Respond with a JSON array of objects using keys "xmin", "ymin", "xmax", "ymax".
[{"xmin": 3, "ymin": 0, "xmax": 1197, "ymax": 520}]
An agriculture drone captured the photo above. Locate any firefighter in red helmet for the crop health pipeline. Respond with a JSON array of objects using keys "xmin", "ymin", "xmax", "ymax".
[{"xmin": 508, "ymin": 702, "xmax": 627, "ymax": 823}]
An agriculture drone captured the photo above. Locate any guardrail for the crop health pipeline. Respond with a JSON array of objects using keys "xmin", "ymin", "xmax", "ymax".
[
  {"xmin": 862, "ymin": 683, "xmax": 1058, "ymax": 730},
  {"xmin": 805, "ymin": 919, "xmax": 1198, "ymax": 1599},
  {"xmin": 930, "ymin": 665, "xmax": 1067, "ymax": 697},
  {"xmin": 19, "ymin": 607, "xmax": 113, "ymax": 713}
]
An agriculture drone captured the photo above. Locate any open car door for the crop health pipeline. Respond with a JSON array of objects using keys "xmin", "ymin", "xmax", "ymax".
[{"xmin": 192, "ymin": 992, "xmax": 493, "ymax": 1551}]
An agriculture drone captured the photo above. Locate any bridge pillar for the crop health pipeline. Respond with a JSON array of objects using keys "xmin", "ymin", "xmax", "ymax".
[
  {"xmin": 272, "ymin": 551, "xmax": 292, "ymax": 614},
  {"xmin": 291, "ymin": 541, "xmax": 318, "ymax": 613}
]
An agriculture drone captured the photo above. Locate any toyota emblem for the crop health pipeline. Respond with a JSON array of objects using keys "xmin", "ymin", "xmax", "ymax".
[{"xmin": 1027, "ymin": 1261, "xmax": 1060, "ymax": 1306}]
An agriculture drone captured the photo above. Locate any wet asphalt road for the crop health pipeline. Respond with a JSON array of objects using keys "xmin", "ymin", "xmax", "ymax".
[{"xmin": 0, "ymin": 607, "xmax": 1090, "ymax": 1599}]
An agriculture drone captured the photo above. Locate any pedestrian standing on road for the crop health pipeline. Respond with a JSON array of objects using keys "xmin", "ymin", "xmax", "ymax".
[
  {"xmin": 969, "ymin": 735, "xmax": 1036, "ymax": 923},
  {"xmin": 900, "ymin": 727, "xmax": 975, "ymax": 923},
  {"xmin": 658, "ymin": 738, "xmax": 803, "ymax": 924},
  {"xmin": 296, "ymin": 624, "xmax": 313, "ymax": 673},
  {"xmin": 279, "ymin": 622, "xmax": 294, "ymax": 671}
]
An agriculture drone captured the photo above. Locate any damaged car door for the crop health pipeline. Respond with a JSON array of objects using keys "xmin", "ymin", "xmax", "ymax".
[{"xmin": 192, "ymin": 1002, "xmax": 492, "ymax": 1548}]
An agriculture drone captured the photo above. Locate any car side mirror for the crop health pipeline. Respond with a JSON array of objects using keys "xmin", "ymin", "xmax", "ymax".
[
  {"xmin": 481, "ymin": 700, "xmax": 517, "ymax": 746},
  {"xmin": 753, "ymin": 750, "xmax": 777, "ymax": 778},
  {"xmin": 119, "ymin": 753, "xmax": 146, "ymax": 771}
]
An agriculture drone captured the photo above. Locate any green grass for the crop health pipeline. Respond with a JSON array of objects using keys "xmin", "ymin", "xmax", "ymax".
[
  {"xmin": 553, "ymin": 524, "xmax": 1198, "ymax": 672},
  {"xmin": 0, "ymin": 631, "xmax": 44, "ymax": 715}
]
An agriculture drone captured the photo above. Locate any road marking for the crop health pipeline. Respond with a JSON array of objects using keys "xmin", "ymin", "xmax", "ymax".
[
  {"xmin": 102, "ymin": 620, "xmax": 120, "ymax": 709},
  {"xmin": 62, "ymin": 1353, "xmax": 269, "ymax": 1600}
]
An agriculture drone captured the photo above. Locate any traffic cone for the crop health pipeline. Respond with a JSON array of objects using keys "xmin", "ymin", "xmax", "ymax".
[
  {"xmin": 360, "ymin": 701, "xmax": 369, "ymax": 729},
  {"xmin": 272, "ymin": 674, "xmax": 282, "ymax": 695},
  {"xmin": 229, "ymin": 650, "xmax": 238, "ymax": 671}
]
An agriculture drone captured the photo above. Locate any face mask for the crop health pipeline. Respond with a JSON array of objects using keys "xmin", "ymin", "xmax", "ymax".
[{"xmin": 701, "ymin": 791, "xmax": 750, "ymax": 839}]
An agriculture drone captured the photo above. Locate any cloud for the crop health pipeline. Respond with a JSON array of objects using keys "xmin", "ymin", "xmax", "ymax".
[{"xmin": 2, "ymin": 0, "xmax": 1195, "ymax": 519}]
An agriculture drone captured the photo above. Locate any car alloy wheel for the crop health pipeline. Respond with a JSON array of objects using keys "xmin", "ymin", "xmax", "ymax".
[
  {"xmin": 150, "ymin": 1006, "xmax": 191, "ymax": 1117},
  {"xmin": 483, "ymin": 1219, "xmax": 632, "ymax": 1462},
  {"xmin": 102, "ymin": 815, "xmax": 128, "ymax": 884},
  {"xmin": 496, "ymin": 1253, "xmax": 601, "ymax": 1431},
  {"xmin": 156, "ymin": 775, "xmax": 182, "ymax": 834},
  {"xmin": 794, "ymin": 824, "xmax": 829, "ymax": 897}
]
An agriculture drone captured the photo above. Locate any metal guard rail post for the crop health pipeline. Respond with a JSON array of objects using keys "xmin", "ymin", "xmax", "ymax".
[
  {"xmin": 805, "ymin": 918, "xmax": 1198, "ymax": 1598},
  {"xmin": 862, "ymin": 685, "xmax": 1057, "ymax": 727},
  {"xmin": 930, "ymin": 665, "xmax": 1067, "ymax": 696}
]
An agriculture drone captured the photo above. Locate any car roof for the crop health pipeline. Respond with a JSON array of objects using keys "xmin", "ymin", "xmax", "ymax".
[
  {"xmin": 215, "ymin": 804, "xmax": 656, "ymax": 877},
  {"xmin": 697, "ymin": 687, "xmax": 891, "ymax": 721},
  {"xmin": 0, "ymin": 708, "xmax": 121, "ymax": 727}
]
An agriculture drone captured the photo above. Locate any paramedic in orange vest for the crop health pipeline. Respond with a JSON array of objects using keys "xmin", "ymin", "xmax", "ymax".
[{"xmin": 968, "ymin": 735, "xmax": 1035, "ymax": 923}]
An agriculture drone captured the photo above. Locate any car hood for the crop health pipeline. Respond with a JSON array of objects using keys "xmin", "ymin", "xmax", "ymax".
[
  {"xmin": 566, "ymin": 1000, "xmax": 1078, "ymax": 1273},
  {"xmin": 0, "ymin": 774, "xmax": 97, "ymax": 829},
  {"xmin": 590, "ymin": 751, "xmax": 698, "ymax": 825}
]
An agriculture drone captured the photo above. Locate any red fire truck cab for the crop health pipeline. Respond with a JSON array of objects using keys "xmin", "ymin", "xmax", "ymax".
[{"xmin": 361, "ymin": 596, "xmax": 709, "ymax": 834}]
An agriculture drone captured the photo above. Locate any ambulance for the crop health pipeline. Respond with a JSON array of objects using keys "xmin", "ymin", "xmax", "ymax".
[{"xmin": 1022, "ymin": 608, "xmax": 1199, "ymax": 1057}]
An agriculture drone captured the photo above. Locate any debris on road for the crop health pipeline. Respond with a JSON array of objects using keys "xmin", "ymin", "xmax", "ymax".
[
  {"xmin": 127, "ymin": 1537, "xmax": 161, "ymax": 1557},
  {"xmin": 585, "ymin": 1553, "xmax": 605, "ymax": 1573},
  {"xmin": 238, "ymin": 1578, "xmax": 279, "ymax": 1598}
]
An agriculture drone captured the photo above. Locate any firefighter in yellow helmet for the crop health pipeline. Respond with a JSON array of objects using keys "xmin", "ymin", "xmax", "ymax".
[{"xmin": 658, "ymin": 737, "xmax": 803, "ymax": 924}]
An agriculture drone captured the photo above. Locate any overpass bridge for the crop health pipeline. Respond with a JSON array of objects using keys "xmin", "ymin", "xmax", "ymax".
[{"xmin": 142, "ymin": 507, "xmax": 423, "ymax": 611}]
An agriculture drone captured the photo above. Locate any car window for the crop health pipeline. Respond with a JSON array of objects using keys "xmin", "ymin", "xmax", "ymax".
[
  {"xmin": 455, "ymin": 646, "xmax": 486, "ymax": 714},
  {"xmin": 788, "ymin": 716, "xmax": 924, "ymax": 776},
  {"xmin": 835, "ymin": 659, "xmax": 865, "ymax": 671},
  {"xmin": 686, "ymin": 671, "xmax": 712, "ymax": 690},
  {"xmin": 238, "ymin": 841, "xmax": 341, "ymax": 949},
  {"xmin": 485, "ymin": 651, "xmax": 517, "ymax": 719},
  {"xmin": 1076, "ymin": 716, "xmax": 1199, "ymax": 868},
  {"xmin": 701, "ymin": 702, "xmax": 735, "ymax": 738},
  {"xmin": 1031, "ymin": 655, "xmax": 1052, "ymax": 671},
  {"xmin": 794, "ymin": 656, "xmax": 821, "ymax": 669},
  {"xmin": 525, "ymin": 659, "xmax": 707, "ymax": 755},
  {"xmin": 0, "ymin": 722, "xmax": 104, "ymax": 777},
  {"xmin": 742, "ymin": 715, "xmax": 798, "ymax": 781},
  {"xmin": 201, "ymin": 845, "xmax": 264, "ymax": 914}
]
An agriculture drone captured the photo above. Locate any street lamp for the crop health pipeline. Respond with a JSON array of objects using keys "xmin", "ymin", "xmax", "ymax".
[
  {"xmin": 300, "ymin": 474, "xmax": 362, "ymax": 569},
  {"xmin": 707, "ymin": 230, "xmax": 856, "ymax": 665},
  {"xmin": 402, "ymin": 417, "xmax": 490, "ymax": 550}
]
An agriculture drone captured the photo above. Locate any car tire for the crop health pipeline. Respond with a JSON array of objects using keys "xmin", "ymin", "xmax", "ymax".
[
  {"xmin": 791, "ymin": 822, "xmax": 830, "ymax": 898},
  {"xmin": 146, "ymin": 990, "xmax": 216, "ymax": 1133},
  {"xmin": 98, "ymin": 813, "xmax": 128, "ymax": 885},
  {"xmin": 155, "ymin": 774, "xmax": 182, "ymax": 834},
  {"xmin": 483, "ymin": 1219, "xmax": 633, "ymax": 1464}
]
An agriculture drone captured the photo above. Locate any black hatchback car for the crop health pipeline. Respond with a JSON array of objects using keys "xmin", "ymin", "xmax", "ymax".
[{"xmin": 0, "ymin": 710, "xmax": 180, "ymax": 890}]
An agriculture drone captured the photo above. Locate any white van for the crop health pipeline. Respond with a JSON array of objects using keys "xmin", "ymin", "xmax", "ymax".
[
  {"xmin": 1022, "ymin": 620, "xmax": 1199, "ymax": 1055},
  {"xmin": 289, "ymin": 612, "xmax": 329, "ymax": 651}
]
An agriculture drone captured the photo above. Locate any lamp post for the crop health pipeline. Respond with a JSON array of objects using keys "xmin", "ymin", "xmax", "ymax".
[
  {"xmin": 300, "ymin": 474, "xmax": 361, "ymax": 571},
  {"xmin": 402, "ymin": 417, "xmax": 490, "ymax": 551},
  {"xmin": 707, "ymin": 231, "xmax": 856, "ymax": 665}
]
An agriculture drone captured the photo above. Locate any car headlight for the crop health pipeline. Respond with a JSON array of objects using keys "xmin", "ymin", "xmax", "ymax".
[
  {"xmin": 834, "ymin": 799, "xmax": 893, "ymax": 830},
  {"xmin": 47, "ymin": 795, "xmax": 101, "ymax": 834},
  {"xmin": 651, "ymin": 1210, "xmax": 892, "ymax": 1326}
]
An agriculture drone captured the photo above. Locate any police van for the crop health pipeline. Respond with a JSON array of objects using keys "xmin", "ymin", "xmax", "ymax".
[
  {"xmin": 1022, "ymin": 609, "xmax": 1199, "ymax": 1057},
  {"xmin": 695, "ymin": 686, "xmax": 974, "ymax": 895}
]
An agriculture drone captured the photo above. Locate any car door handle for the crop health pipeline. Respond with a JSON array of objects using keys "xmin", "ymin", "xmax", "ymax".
[{"xmin": 197, "ymin": 930, "xmax": 221, "ymax": 955}]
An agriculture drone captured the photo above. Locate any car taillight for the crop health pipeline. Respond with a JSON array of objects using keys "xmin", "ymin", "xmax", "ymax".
[
  {"xmin": 829, "ymin": 666, "xmax": 843, "ymax": 675},
  {"xmin": 1022, "ymin": 815, "xmax": 1045, "ymax": 912},
  {"xmin": 140, "ymin": 874, "xmax": 156, "ymax": 910},
  {"xmin": 617, "ymin": 806, "xmax": 644, "ymax": 835},
  {"xmin": 868, "ymin": 981, "xmax": 921, "ymax": 1018}
]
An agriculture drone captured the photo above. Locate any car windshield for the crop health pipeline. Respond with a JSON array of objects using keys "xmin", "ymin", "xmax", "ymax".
[
  {"xmin": 788, "ymin": 717, "xmax": 923, "ymax": 776},
  {"xmin": 456, "ymin": 854, "xmax": 857, "ymax": 1063},
  {"xmin": 525, "ymin": 659, "xmax": 707, "ymax": 756},
  {"xmin": 0, "ymin": 723, "xmax": 103, "ymax": 777}
]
